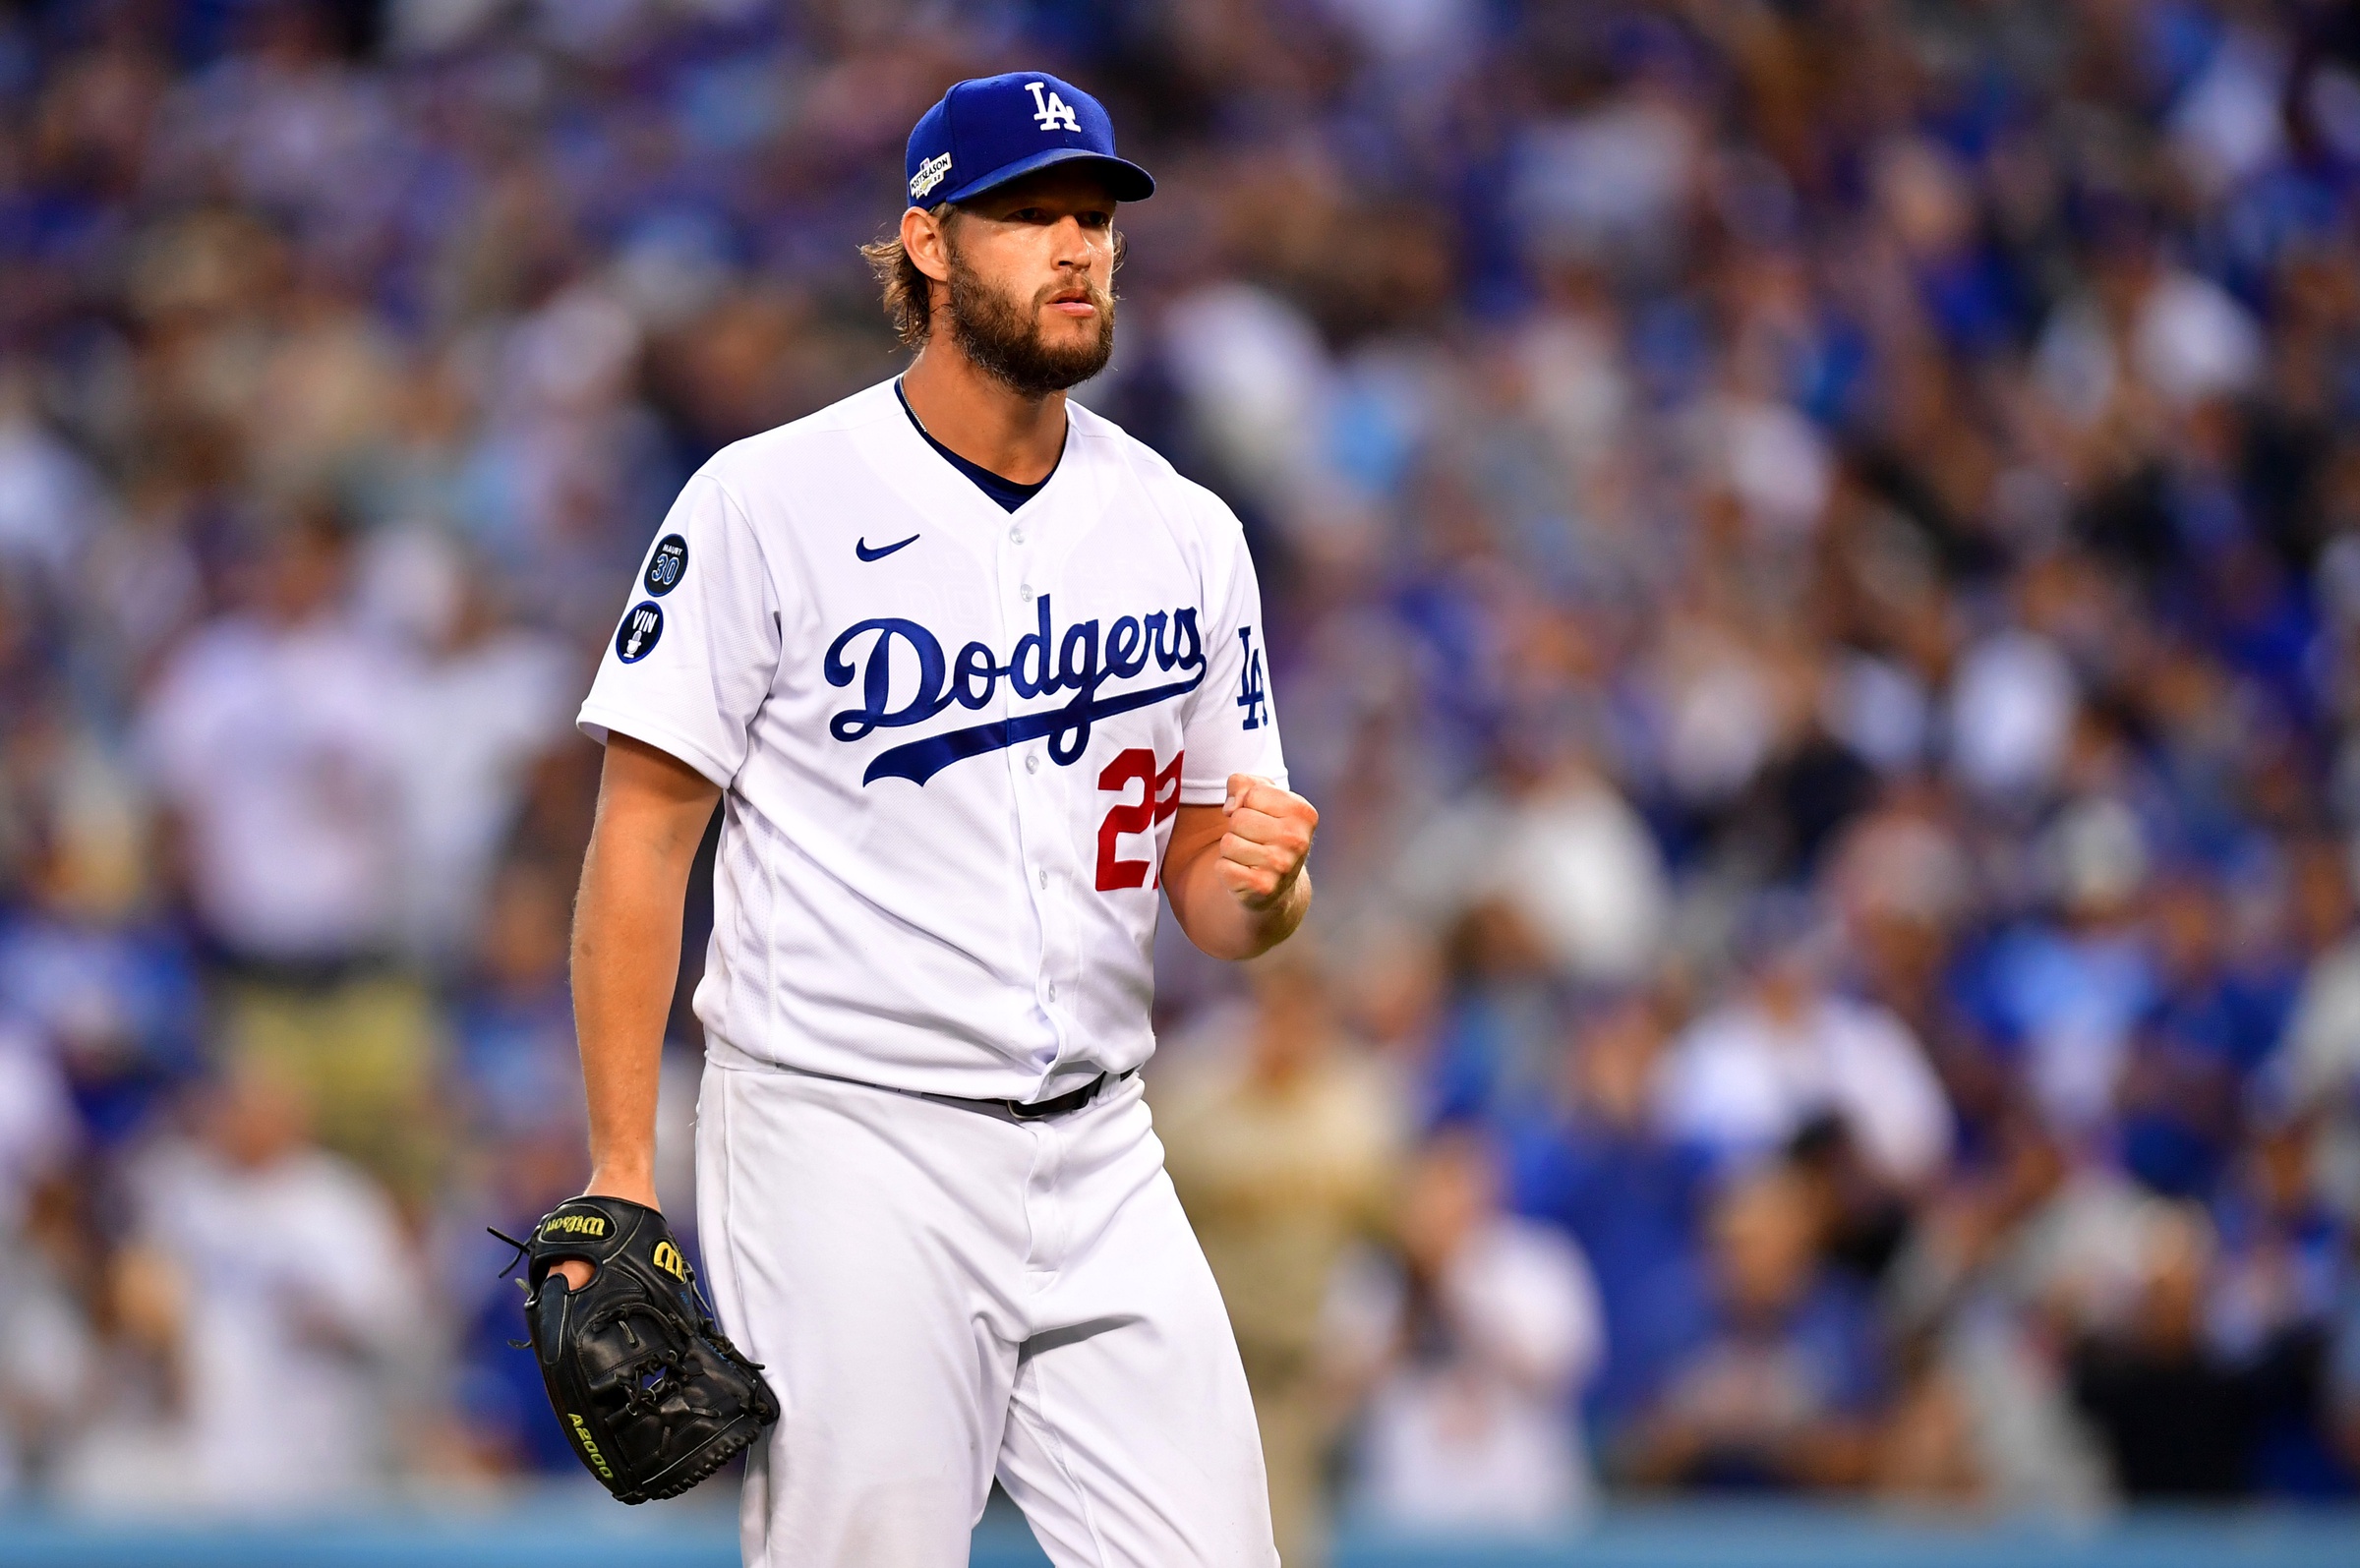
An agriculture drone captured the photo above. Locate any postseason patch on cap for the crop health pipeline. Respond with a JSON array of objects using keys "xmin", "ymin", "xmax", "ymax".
[
  {"xmin": 903, "ymin": 72, "xmax": 1153, "ymax": 209},
  {"xmin": 910, "ymin": 151, "xmax": 952, "ymax": 203}
]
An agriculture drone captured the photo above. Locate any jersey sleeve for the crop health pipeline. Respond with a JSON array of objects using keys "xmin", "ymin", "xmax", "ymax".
[
  {"xmin": 1176, "ymin": 498, "xmax": 1287, "ymax": 804},
  {"xmin": 577, "ymin": 469, "xmax": 781, "ymax": 790}
]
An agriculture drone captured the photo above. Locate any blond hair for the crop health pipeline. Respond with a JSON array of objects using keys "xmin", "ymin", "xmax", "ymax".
[{"xmin": 858, "ymin": 204, "xmax": 955, "ymax": 349}]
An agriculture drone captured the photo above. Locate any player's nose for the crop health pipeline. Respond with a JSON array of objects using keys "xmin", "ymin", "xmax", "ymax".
[{"xmin": 1047, "ymin": 215, "xmax": 1101, "ymax": 266}]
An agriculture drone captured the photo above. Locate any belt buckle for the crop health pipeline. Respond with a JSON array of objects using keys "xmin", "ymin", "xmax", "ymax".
[{"xmin": 1005, "ymin": 1071, "xmax": 1103, "ymax": 1121}]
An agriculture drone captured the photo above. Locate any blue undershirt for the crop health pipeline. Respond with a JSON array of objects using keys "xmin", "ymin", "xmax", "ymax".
[{"xmin": 895, "ymin": 378, "xmax": 1057, "ymax": 513}]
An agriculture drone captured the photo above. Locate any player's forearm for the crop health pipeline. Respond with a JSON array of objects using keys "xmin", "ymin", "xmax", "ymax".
[
  {"xmin": 570, "ymin": 737, "xmax": 720, "ymax": 1204},
  {"xmin": 1227, "ymin": 865, "xmax": 1313, "ymax": 959},
  {"xmin": 1168, "ymin": 855, "xmax": 1312, "ymax": 960},
  {"xmin": 572, "ymin": 839, "xmax": 681, "ymax": 1197},
  {"xmin": 1161, "ymin": 781, "xmax": 1317, "ymax": 960}
]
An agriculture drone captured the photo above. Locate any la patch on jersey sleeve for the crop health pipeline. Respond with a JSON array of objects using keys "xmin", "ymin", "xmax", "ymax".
[{"xmin": 1176, "ymin": 502, "xmax": 1286, "ymax": 805}]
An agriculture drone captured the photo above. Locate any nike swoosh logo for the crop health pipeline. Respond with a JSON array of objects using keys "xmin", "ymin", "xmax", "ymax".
[{"xmin": 856, "ymin": 534, "xmax": 919, "ymax": 562}]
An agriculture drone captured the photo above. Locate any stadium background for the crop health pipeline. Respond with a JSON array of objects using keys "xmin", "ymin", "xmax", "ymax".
[{"xmin": 5, "ymin": 0, "xmax": 2360, "ymax": 1563}]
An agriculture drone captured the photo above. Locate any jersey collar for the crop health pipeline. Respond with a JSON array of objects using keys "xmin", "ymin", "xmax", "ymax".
[{"xmin": 890, "ymin": 376, "xmax": 1075, "ymax": 522}]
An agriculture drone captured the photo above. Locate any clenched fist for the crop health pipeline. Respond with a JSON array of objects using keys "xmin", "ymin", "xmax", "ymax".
[{"xmin": 1216, "ymin": 773, "xmax": 1318, "ymax": 910}]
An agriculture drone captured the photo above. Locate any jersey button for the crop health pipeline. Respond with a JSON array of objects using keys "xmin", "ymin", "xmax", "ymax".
[
  {"xmin": 1019, "ymin": 584, "xmax": 1034, "ymax": 603},
  {"xmin": 1011, "ymin": 527, "xmax": 1026, "ymax": 544},
  {"xmin": 1026, "ymin": 754, "xmax": 1039, "ymax": 775},
  {"xmin": 1047, "ymin": 981, "xmax": 1059, "ymax": 1001},
  {"xmin": 1037, "ymin": 868, "xmax": 1049, "ymax": 889}
]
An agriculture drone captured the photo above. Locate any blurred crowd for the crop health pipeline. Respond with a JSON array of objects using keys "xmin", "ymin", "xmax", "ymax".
[{"xmin": 6, "ymin": 0, "xmax": 2360, "ymax": 1554}]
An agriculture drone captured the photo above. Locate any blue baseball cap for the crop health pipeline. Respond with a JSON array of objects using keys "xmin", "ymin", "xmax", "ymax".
[{"xmin": 904, "ymin": 72, "xmax": 1154, "ymax": 210}]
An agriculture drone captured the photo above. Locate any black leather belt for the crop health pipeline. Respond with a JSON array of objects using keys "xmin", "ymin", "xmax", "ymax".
[{"xmin": 930, "ymin": 1068, "xmax": 1137, "ymax": 1123}]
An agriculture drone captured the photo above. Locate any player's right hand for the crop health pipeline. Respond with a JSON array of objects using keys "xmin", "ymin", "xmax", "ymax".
[{"xmin": 1216, "ymin": 773, "xmax": 1317, "ymax": 910}]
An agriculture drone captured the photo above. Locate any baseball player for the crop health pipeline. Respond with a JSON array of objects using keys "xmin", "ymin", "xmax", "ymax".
[{"xmin": 557, "ymin": 72, "xmax": 1312, "ymax": 1566}]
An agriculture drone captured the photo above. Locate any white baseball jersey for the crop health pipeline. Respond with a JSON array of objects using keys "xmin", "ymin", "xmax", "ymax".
[{"xmin": 577, "ymin": 377, "xmax": 1286, "ymax": 1103}]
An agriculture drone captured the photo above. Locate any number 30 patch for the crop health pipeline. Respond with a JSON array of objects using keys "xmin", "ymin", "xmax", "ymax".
[{"xmin": 643, "ymin": 534, "xmax": 688, "ymax": 597}]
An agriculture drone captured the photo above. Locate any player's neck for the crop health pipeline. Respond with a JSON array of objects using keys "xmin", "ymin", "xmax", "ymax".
[{"xmin": 898, "ymin": 346, "xmax": 1067, "ymax": 486}]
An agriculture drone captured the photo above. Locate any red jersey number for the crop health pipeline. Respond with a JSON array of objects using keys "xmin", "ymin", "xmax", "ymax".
[{"xmin": 1094, "ymin": 748, "xmax": 1184, "ymax": 891}]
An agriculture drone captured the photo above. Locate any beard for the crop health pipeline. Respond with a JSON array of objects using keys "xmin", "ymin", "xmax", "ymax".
[{"xmin": 944, "ymin": 246, "xmax": 1116, "ymax": 396}]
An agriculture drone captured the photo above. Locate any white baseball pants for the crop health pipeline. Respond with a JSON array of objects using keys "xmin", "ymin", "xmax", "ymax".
[{"xmin": 694, "ymin": 1057, "xmax": 1279, "ymax": 1568}]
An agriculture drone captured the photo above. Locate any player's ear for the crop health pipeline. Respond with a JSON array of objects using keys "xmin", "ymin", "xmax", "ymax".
[{"xmin": 902, "ymin": 204, "xmax": 954, "ymax": 285}]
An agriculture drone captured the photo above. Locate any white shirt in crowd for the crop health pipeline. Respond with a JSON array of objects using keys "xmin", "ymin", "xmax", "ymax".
[
  {"xmin": 141, "ymin": 614, "xmax": 408, "ymax": 963},
  {"xmin": 1330, "ymin": 1219, "xmax": 1605, "ymax": 1529},
  {"xmin": 1392, "ymin": 769, "xmax": 1671, "ymax": 984},
  {"xmin": 0, "ymin": 1021, "xmax": 75, "ymax": 1237},
  {"xmin": 1655, "ymin": 990, "xmax": 1954, "ymax": 1186},
  {"xmin": 126, "ymin": 1139, "xmax": 419, "ymax": 1509},
  {"xmin": 394, "ymin": 626, "xmax": 575, "ymax": 960},
  {"xmin": 2281, "ymin": 934, "xmax": 2360, "ymax": 1218}
]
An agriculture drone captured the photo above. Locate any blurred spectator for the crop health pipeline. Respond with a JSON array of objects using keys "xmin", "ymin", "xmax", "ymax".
[
  {"xmin": 1622, "ymin": 1163, "xmax": 1885, "ymax": 1491},
  {"xmin": 2337, "ymin": 1266, "xmax": 2360, "ymax": 1482},
  {"xmin": 1880, "ymin": 1113, "xmax": 2119, "ymax": 1515},
  {"xmin": 1947, "ymin": 625, "xmax": 2078, "ymax": 809},
  {"xmin": 1654, "ymin": 900, "xmax": 1953, "ymax": 1190},
  {"xmin": 425, "ymin": 855, "xmax": 586, "ymax": 1477},
  {"xmin": 0, "ymin": 786, "xmax": 201, "ymax": 1145},
  {"xmin": 1158, "ymin": 949, "xmax": 1407, "ymax": 1567},
  {"xmin": 0, "ymin": 1173, "xmax": 99, "ymax": 1499},
  {"xmin": 1423, "ymin": 899, "xmax": 1565, "ymax": 1125},
  {"xmin": 139, "ymin": 506, "xmax": 442, "ymax": 1200},
  {"xmin": 1962, "ymin": 797, "xmax": 2158, "ymax": 1140},
  {"xmin": 361, "ymin": 529, "xmax": 576, "ymax": 971},
  {"xmin": 445, "ymin": 1111, "xmax": 589, "ymax": 1480},
  {"xmin": 65, "ymin": 1064, "xmax": 422, "ymax": 1512},
  {"xmin": 2068, "ymin": 1203, "xmax": 2266, "ymax": 1498},
  {"xmin": 1329, "ymin": 1133, "xmax": 1604, "ymax": 1529},
  {"xmin": 0, "ymin": 1025, "xmax": 88, "ymax": 1497},
  {"xmin": 1395, "ymin": 743, "xmax": 1670, "ymax": 987},
  {"xmin": 2212, "ymin": 1120, "xmax": 2352, "ymax": 1496},
  {"xmin": 1493, "ymin": 749, "xmax": 1671, "ymax": 986},
  {"xmin": 447, "ymin": 859, "xmax": 579, "ymax": 1141},
  {"xmin": 1825, "ymin": 784, "xmax": 1976, "ymax": 1031},
  {"xmin": 2282, "ymin": 842, "xmax": 2360, "ymax": 1218},
  {"xmin": 2115, "ymin": 875, "xmax": 2278, "ymax": 1199},
  {"xmin": 0, "ymin": 1019, "xmax": 80, "ymax": 1238},
  {"xmin": 1507, "ymin": 990, "xmax": 1714, "ymax": 1433},
  {"xmin": 141, "ymin": 508, "xmax": 404, "ymax": 967}
]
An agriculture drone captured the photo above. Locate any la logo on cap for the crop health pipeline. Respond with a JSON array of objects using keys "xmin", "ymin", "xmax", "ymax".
[
  {"xmin": 1026, "ymin": 82, "xmax": 1080, "ymax": 133},
  {"xmin": 900, "ymin": 73, "xmax": 1154, "ymax": 208}
]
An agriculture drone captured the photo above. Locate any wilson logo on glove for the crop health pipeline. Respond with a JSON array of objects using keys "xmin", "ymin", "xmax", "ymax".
[
  {"xmin": 540, "ymin": 1213, "xmax": 608, "ymax": 1239},
  {"xmin": 495, "ymin": 1195, "xmax": 779, "ymax": 1504}
]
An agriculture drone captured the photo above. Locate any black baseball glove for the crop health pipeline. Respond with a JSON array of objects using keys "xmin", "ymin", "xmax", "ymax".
[{"xmin": 502, "ymin": 1194, "xmax": 779, "ymax": 1503}]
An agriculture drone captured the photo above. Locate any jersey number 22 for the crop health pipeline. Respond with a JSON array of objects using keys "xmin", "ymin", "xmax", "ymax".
[{"xmin": 1095, "ymin": 748, "xmax": 1183, "ymax": 891}]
